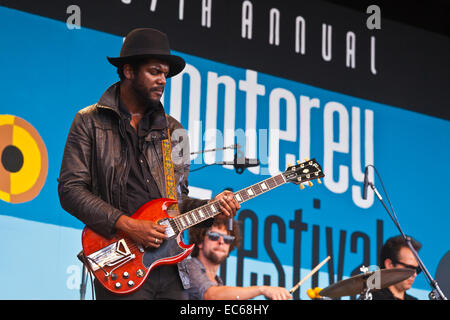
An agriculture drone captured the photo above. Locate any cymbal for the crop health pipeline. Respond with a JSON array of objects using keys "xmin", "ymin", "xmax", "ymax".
[{"xmin": 320, "ymin": 268, "xmax": 415, "ymax": 298}]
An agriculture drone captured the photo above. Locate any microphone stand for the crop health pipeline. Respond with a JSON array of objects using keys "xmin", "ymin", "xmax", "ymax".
[
  {"xmin": 368, "ymin": 178, "xmax": 447, "ymax": 300},
  {"xmin": 189, "ymin": 144, "xmax": 243, "ymax": 173},
  {"xmin": 189, "ymin": 144, "xmax": 259, "ymax": 174}
]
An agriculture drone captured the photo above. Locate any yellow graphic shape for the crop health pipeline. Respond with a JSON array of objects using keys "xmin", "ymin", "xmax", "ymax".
[
  {"xmin": 11, "ymin": 125, "xmax": 41, "ymax": 195},
  {"xmin": 0, "ymin": 115, "xmax": 48, "ymax": 203}
]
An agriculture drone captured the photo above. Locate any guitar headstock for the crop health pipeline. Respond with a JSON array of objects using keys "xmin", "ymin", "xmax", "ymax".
[{"xmin": 283, "ymin": 158, "xmax": 325, "ymax": 189}]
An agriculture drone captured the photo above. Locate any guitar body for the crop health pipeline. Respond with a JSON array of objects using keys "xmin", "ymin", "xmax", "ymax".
[{"xmin": 81, "ymin": 198, "xmax": 194, "ymax": 295}]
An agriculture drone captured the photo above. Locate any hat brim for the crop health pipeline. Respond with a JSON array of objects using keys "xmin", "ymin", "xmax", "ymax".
[{"xmin": 107, "ymin": 54, "xmax": 185, "ymax": 78}]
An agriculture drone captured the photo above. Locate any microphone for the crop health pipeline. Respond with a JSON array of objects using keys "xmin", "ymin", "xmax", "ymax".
[
  {"xmin": 216, "ymin": 154, "xmax": 260, "ymax": 174},
  {"xmin": 363, "ymin": 166, "xmax": 370, "ymax": 200}
]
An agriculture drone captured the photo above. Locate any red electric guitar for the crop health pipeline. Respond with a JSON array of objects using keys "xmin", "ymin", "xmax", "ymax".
[{"xmin": 81, "ymin": 159, "xmax": 324, "ymax": 294}]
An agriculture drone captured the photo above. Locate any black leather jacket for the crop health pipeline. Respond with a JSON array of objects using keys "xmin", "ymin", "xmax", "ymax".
[{"xmin": 58, "ymin": 82, "xmax": 208, "ymax": 289}]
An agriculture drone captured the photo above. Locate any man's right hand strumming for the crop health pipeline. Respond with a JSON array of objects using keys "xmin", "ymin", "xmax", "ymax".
[{"xmin": 115, "ymin": 215, "xmax": 168, "ymax": 249}]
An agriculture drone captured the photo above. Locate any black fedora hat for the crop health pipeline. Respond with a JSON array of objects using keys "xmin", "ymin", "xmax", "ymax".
[{"xmin": 107, "ymin": 28, "xmax": 185, "ymax": 78}]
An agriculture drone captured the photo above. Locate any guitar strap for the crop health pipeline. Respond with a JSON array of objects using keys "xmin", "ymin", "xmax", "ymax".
[{"xmin": 161, "ymin": 128, "xmax": 179, "ymax": 212}]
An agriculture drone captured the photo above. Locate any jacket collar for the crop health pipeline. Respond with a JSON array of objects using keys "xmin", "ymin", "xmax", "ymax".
[
  {"xmin": 97, "ymin": 82, "xmax": 122, "ymax": 114},
  {"xmin": 97, "ymin": 82, "xmax": 169, "ymax": 138}
]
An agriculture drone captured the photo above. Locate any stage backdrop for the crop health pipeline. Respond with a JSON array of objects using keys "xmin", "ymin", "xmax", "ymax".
[{"xmin": 0, "ymin": 0, "xmax": 449, "ymax": 300}]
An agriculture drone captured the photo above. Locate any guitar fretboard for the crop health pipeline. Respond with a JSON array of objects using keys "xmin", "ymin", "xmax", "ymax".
[{"xmin": 171, "ymin": 173, "xmax": 286, "ymax": 233}]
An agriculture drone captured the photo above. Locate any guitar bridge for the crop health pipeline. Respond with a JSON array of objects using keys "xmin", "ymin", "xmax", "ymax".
[{"xmin": 86, "ymin": 239, "xmax": 135, "ymax": 273}]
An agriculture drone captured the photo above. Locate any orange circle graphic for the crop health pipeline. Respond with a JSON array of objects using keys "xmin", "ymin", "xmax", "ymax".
[{"xmin": 0, "ymin": 115, "xmax": 48, "ymax": 203}]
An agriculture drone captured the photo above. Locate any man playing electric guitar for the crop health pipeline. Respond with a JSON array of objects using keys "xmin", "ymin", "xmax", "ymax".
[{"xmin": 58, "ymin": 28, "xmax": 240, "ymax": 300}]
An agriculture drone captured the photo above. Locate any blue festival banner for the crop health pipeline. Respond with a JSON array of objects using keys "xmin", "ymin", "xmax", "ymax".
[{"xmin": 0, "ymin": 5, "xmax": 448, "ymax": 300}]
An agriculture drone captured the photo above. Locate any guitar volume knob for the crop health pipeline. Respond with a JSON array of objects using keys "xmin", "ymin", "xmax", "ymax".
[{"xmin": 122, "ymin": 271, "xmax": 129, "ymax": 279}]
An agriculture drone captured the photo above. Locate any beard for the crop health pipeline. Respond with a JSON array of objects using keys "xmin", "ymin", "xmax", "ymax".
[
  {"xmin": 130, "ymin": 77, "xmax": 163, "ymax": 109},
  {"xmin": 204, "ymin": 248, "xmax": 228, "ymax": 265}
]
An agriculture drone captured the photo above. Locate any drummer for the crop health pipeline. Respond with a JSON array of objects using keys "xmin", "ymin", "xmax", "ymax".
[{"xmin": 372, "ymin": 235, "xmax": 422, "ymax": 300}]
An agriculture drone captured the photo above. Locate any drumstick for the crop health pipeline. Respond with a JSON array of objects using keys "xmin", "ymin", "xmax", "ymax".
[{"xmin": 289, "ymin": 256, "xmax": 331, "ymax": 294}]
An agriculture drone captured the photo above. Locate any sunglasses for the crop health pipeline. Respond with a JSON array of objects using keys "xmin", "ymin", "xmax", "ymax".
[
  {"xmin": 207, "ymin": 231, "xmax": 235, "ymax": 244},
  {"xmin": 392, "ymin": 260, "xmax": 422, "ymax": 275}
]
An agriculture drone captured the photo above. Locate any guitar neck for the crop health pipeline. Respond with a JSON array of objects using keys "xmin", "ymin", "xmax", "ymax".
[{"xmin": 172, "ymin": 173, "xmax": 287, "ymax": 232}]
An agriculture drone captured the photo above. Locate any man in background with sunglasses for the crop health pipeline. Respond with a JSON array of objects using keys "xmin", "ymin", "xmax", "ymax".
[
  {"xmin": 372, "ymin": 235, "xmax": 422, "ymax": 300},
  {"xmin": 186, "ymin": 215, "xmax": 292, "ymax": 300}
]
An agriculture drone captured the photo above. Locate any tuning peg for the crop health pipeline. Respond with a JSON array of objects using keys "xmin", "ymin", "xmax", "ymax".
[
  {"xmin": 317, "ymin": 178, "xmax": 322, "ymax": 184},
  {"xmin": 308, "ymin": 181, "xmax": 313, "ymax": 187},
  {"xmin": 300, "ymin": 184, "xmax": 305, "ymax": 190},
  {"xmin": 287, "ymin": 163, "xmax": 293, "ymax": 168},
  {"xmin": 296, "ymin": 160, "xmax": 301, "ymax": 164},
  {"xmin": 304, "ymin": 157, "xmax": 309, "ymax": 162}
]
